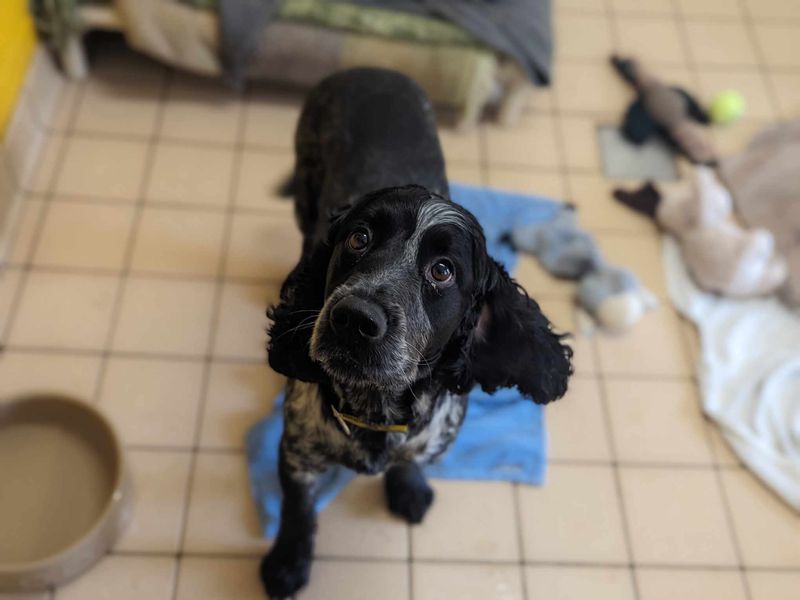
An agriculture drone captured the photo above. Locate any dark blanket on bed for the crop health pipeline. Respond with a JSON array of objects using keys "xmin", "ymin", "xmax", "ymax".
[{"xmin": 220, "ymin": 0, "xmax": 553, "ymax": 88}]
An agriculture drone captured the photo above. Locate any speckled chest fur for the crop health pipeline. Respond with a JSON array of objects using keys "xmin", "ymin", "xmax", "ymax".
[{"xmin": 281, "ymin": 380, "xmax": 467, "ymax": 476}]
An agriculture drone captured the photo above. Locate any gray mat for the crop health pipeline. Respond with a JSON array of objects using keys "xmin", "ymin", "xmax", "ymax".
[{"xmin": 598, "ymin": 125, "xmax": 678, "ymax": 181}]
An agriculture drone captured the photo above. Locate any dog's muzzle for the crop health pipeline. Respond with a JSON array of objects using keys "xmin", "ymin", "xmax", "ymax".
[{"xmin": 310, "ymin": 287, "xmax": 417, "ymax": 389}]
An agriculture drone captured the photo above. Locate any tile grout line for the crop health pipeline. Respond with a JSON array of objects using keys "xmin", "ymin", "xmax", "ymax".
[
  {"xmin": 106, "ymin": 546, "xmax": 800, "ymax": 572},
  {"xmin": 591, "ymin": 358, "xmax": 642, "ymax": 600},
  {"xmin": 406, "ymin": 523, "xmax": 414, "ymax": 600},
  {"xmin": 0, "ymin": 169, "xmax": 45, "ymax": 272},
  {"xmin": 8, "ymin": 220, "xmax": 671, "ymax": 280},
  {"xmin": 0, "ymin": 79, "xmax": 88, "ymax": 350},
  {"xmin": 506, "ymin": 40, "xmax": 577, "ymax": 598},
  {"xmin": 40, "ymin": 63, "xmax": 800, "ymax": 139},
  {"xmin": 78, "ymin": 65, "xmax": 176, "ymax": 591},
  {"xmin": 670, "ymin": 256, "xmax": 755, "ymax": 599},
  {"xmin": 559, "ymin": 3, "xmax": 640, "ymax": 597},
  {"xmin": 476, "ymin": 120, "xmax": 489, "ymax": 187},
  {"xmin": 0, "ymin": 264, "xmax": 293, "ymax": 290},
  {"xmin": 0, "ymin": 424, "xmax": 751, "ymax": 472},
  {"xmin": 604, "ymin": 0, "xmax": 623, "ymax": 60},
  {"xmin": 616, "ymin": 2, "xmax": 752, "ymax": 594},
  {"xmin": 700, "ymin": 407, "xmax": 754, "ymax": 599},
  {"xmin": 0, "ymin": 263, "xmax": 284, "ymax": 284},
  {"xmin": 654, "ymin": 304, "xmax": 753, "ymax": 595},
  {"xmin": 124, "ymin": 444, "xmax": 245, "ymax": 454},
  {"xmin": 88, "ymin": 68, "xmax": 173, "ymax": 406},
  {"xmin": 736, "ymin": 0, "xmax": 785, "ymax": 120},
  {"xmin": 548, "ymin": 56, "xmax": 799, "ymax": 71},
  {"xmin": 511, "ymin": 482, "xmax": 530, "ymax": 599},
  {"xmin": 171, "ymin": 78, "xmax": 250, "ymax": 600},
  {"xmin": 550, "ymin": 458, "xmax": 743, "ymax": 470},
  {"xmin": 17, "ymin": 188, "xmax": 298, "ymax": 215},
  {"xmin": 510, "ymin": 50, "xmax": 571, "ymax": 595},
  {"xmin": 2, "ymin": 340, "xmax": 714, "ymax": 382},
  {"xmin": 33, "ymin": 125, "xmax": 296, "ymax": 155},
  {"xmin": 8, "ymin": 236, "xmax": 682, "ymax": 276},
  {"xmin": 478, "ymin": 118, "xmax": 532, "ymax": 600},
  {"xmin": 670, "ymin": 2, "xmax": 755, "ymax": 597},
  {"xmin": 549, "ymin": 3, "xmax": 592, "ymax": 226},
  {"xmin": 584, "ymin": 67, "xmax": 643, "ymax": 575},
  {"xmin": 0, "ymin": 343, "xmax": 267, "ymax": 364}
]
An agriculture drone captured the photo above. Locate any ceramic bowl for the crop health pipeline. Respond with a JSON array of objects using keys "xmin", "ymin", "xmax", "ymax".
[{"xmin": 0, "ymin": 393, "xmax": 132, "ymax": 591}]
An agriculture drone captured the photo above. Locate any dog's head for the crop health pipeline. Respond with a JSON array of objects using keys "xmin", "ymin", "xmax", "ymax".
[{"xmin": 268, "ymin": 185, "xmax": 572, "ymax": 404}]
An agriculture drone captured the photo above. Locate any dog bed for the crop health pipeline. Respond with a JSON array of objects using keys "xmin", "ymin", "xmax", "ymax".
[{"xmin": 32, "ymin": 0, "xmax": 553, "ymax": 126}]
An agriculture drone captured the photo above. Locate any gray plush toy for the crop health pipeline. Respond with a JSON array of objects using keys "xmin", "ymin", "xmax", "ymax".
[{"xmin": 510, "ymin": 207, "xmax": 657, "ymax": 333}]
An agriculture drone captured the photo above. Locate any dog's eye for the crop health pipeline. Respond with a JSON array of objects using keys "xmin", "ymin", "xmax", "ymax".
[
  {"xmin": 430, "ymin": 259, "xmax": 454, "ymax": 283},
  {"xmin": 346, "ymin": 229, "xmax": 370, "ymax": 252}
]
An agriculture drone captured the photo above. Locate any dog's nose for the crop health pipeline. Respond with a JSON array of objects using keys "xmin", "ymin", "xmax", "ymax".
[{"xmin": 330, "ymin": 296, "xmax": 387, "ymax": 340}]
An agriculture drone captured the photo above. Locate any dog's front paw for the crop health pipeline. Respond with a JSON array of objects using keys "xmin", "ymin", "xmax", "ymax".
[
  {"xmin": 387, "ymin": 481, "xmax": 434, "ymax": 523},
  {"xmin": 260, "ymin": 547, "xmax": 311, "ymax": 599},
  {"xmin": 385, "ymin": 464, "xmax": 434, "ymax": 524}
]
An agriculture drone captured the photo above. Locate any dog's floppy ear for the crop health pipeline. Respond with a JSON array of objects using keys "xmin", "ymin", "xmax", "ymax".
[
  {"xmin": 470, "ymin": 262, "xmax": 573, "ymax": 404},
  {"xmin": 267, "ymin": 242, "xmax": 331, "ymax": 382},
  {"xmin": 268, "ymin": 197, "xmax": 361, "ymax": 381}
]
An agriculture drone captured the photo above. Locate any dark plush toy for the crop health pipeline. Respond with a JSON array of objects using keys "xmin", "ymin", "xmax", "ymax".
[{"xmin": 611, "ymin": 54, "xmax": 717, "ymax": 165}]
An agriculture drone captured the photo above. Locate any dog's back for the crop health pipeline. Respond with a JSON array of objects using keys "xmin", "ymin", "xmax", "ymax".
[{"xmin": 292, "ymin": 68, "xmax": 449, "ymax": 245}]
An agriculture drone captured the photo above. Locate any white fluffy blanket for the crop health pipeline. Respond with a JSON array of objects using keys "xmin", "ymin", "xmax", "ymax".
[{"xmin": 664, "ymin": 237, "xmax": 800, "ymax": 510}]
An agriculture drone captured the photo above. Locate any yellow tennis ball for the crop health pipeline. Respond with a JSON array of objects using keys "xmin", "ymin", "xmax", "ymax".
[{"xmin": 710, "ymin": 90, "xmax": 746, "ymax": 125}]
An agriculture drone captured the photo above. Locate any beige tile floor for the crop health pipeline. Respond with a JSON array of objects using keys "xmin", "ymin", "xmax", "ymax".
[{"xmin": 2, "ymin": 2, "xmax": 800, "ymax": 598}]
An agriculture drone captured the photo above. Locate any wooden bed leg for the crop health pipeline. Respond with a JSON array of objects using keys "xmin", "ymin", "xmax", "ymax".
[
  {"xmin": 454, "ymin": 55, "xmax": 497, "ymax": 130},
  {"xmin": 62, "ymin": 33, "xmax": 89, "ymax": 79},
  {"xmin": 496, "ymin": 62, "xmax": 532, "ymax": 127}
]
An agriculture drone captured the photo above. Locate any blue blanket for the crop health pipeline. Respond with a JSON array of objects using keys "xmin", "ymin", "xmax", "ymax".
[{"xmin": 246, "ymin": 183, "xmax": 563, "ymax": 538}]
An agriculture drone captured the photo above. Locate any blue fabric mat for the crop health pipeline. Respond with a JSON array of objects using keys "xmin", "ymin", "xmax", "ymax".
[{"xmin": 246, "ymin": 183, "xmax": 563, "ymax": 538}]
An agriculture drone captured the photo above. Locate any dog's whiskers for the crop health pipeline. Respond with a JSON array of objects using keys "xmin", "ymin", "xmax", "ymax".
[
  {"xmin": 285, "ymin": 309, "xmax": 322, "ymax": 317},
  {"xmin": 272, "ymin": 314, "xmax": 320, "ymax": 342},
  {"xmin": 407, "ymin": 341, "xmax": 432, "ymax": 370},
  {"xmin": 406, "ymin": 383, "xmax": 420, "ymax": 404}
]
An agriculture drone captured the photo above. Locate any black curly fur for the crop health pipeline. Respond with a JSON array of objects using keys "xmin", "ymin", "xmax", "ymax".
[
  {"xmin": 260, "ymin": 69, "xmax": 573, "ymax": 599},
  {"xmin": 266, "ymin": 242, "xmax": 331, "ymax": 384}
]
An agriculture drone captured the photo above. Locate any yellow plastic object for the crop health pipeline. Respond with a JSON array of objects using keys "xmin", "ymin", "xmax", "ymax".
[{"xmin": 0, "ymin": 0, "xmax": 36, "ymax": 135}]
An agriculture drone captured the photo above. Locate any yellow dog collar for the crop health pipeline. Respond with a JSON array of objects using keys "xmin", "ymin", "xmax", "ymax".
[{"xmin": 330, "ymin": 404, "xmax": 409, "ymax": 436}]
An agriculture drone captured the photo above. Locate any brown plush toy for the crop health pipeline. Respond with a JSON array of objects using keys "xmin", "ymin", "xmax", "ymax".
[
  {"xmin": 614, "ymin": 167, "xmax": 787, "ymax": 298},
  {"xmin": 611, "ymin": 54, "xmax": 717, "ymax": 165}
]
